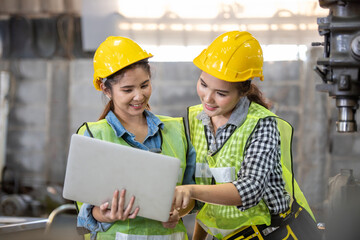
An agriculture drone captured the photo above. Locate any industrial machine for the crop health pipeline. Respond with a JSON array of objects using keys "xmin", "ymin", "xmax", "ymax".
[
  {"xmin": 314, "ymin": 0, "xmax": 360, "ymax": 133},
  {"xmin": 313, "ymin": 0, "xmax": 360, "ymax": 239}
]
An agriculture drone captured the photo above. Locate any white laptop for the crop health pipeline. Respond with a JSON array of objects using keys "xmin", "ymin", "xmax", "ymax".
[{"xmin": 63, "ymin": 134, "xmax": 181, "ymax": 222}]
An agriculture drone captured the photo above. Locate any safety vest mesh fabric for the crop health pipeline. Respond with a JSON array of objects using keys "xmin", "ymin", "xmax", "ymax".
[
  {"xmin": 188, "ymin": 103, "xmax": 314, "ymax": 239},
  {"xmin": 76, "ymin": 116, "xmax": 188, "ymax": 240}
]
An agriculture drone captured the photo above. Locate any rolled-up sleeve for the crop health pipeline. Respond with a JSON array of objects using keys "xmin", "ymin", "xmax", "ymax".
[
  {"xmin": 182, "ymin": 141, "xmax": 196, "ymax": 185},
  {"xmin": 232, "ymin": 118, "xmax": 280, "ymax": 211},
  {"xmin": 77, "ymin": 203, "xmax": 113, "ymax": 239}
]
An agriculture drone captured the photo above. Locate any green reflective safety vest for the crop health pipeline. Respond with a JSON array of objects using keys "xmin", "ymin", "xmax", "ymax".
[
  {"xmin": 76, "ymin": 115, "xmax": 189, "ymax": 240},
  {"xmin": 188, "ymin": 103, "xmax": 315, "ymax": 239}
]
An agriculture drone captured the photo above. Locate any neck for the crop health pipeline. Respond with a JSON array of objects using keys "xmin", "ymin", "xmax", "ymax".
[
  {"xmin": 115, "ymin": 111, "xmax": 148, "ymax": 143},
  {"xmin": 211, "ymin": 115, "xmax": 230, "ymax": 134}
]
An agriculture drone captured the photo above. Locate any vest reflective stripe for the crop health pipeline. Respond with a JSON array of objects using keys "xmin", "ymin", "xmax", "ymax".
[
  {"xmin": 195, "ymin": 163, "xmax": 236, "ymax": 183},
  {"xmin": 195, "ymin": 163, "xmax": 212, "ymax": 179},
  {"xmin": 115, "ymin": 232, "xmax": 185, "ymax": 240},
  {"xmin": 76, "ymin": 116, "xmax": 189, "ymax": 240},
  {"xmin": 210, "ymin": 167, "xmax": 236, "ymax": 183},
  {"xmin": 196, "ymin": 219, "xmax": 234, "ymax": 237}
]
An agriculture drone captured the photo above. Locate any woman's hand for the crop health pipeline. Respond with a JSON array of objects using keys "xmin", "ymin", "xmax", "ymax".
[
  {"xmin": 173, "ymin": 183, "xmax": 242, "ymax": 209},
  {"xmin": 161, "ymin": 209, "xmax": 180, "ymax": 229},
  {"xmin": 92, "ymin": 189, "xmax": 140, "ymax": 222},
  {"xmin": 172, "ymin": 185, "xmax": 193, "ymax": 211}
]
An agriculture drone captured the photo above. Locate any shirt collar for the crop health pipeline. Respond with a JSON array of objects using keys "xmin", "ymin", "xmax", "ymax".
[
  {"xmin": 228, "ymin": 97, "xmax": 250, "ymax": 127},
  {"xmin": 144, "ymin": 110, "xmax": 164, "ymax": 138},
  {"xmin": 105, "ymin": 110, "xmax": 164, "ymax": 138},
  {"xmin": 196, "ymin": 97, "xmax": 250, "ymax": 128}
]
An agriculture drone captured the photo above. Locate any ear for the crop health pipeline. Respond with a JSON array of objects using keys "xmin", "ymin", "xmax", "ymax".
[{"xmin": 100, "ymin": 83, "xmax": 111, "ymax": 100}]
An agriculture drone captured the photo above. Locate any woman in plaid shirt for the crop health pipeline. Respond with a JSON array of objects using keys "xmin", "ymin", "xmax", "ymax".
[{"xmin": 172, "ymin": 31, "xmax": 320, "ymax": 240}]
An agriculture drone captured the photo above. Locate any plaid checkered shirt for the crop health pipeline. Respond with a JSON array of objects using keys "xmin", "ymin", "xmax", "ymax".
[{"xmin": 197, "ymin": 97, "xmax": 290, "ymax": 215}]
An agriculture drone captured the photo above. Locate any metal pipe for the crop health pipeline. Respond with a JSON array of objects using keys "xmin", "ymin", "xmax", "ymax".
[
  {"xmin": 44, "ymin": 204, "xmax": 76, "ymax": 235},
  {"xmin": 0, "ymin": 71, "xmax": 10, "ymax": 182},
  {"xmin": 336, "ymin": 98, "xmax": 358, "ymax": 132}
]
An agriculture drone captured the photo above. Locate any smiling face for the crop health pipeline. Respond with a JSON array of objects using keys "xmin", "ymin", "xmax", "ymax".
[
  {"xmin": 102, "ymin": 66, "xmax": 152, "ymax": 120},
  {"xmin": 197, "ymin": 71, "xmax": 242, "ymax": 120}
]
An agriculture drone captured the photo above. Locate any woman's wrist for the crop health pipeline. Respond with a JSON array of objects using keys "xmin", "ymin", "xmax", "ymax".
[{"xmin": 92, "ymin": 206, "xmax": 108, "ymax": 223}]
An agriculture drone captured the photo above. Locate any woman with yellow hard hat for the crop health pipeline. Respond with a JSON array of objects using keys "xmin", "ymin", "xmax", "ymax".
[
  {"xmin": 75, "ymin": 36, "xmax": 196, "ymax": 240},
  {"xmin": 172, "ymin": 31, "xmax": 321, "ymax": 239}
]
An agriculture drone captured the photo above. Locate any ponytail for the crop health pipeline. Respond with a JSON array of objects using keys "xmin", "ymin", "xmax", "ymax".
[
  {"xmin": 98, "ymin": 100, "xmax": 113, "ymax": 120},
  {"xmin": 236, "ymin": 81, "xmax": 271, "ymax": 109}
]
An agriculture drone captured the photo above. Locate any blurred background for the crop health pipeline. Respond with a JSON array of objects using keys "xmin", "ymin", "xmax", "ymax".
[{"xmin": 0, "ymin": 0, "xmax": 359, "ymax": 239}]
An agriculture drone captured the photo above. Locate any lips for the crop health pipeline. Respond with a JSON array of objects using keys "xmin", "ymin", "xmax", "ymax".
[
  {"xmin": 130, "ymin": 103, "xmax": 143, "ymax": 109},
  {"xmin": 204, "ymin": 103, "xmax": 217, "ymax": 111}
]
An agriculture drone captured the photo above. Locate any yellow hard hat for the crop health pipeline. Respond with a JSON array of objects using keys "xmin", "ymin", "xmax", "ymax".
[
  {"xmin": 93, "ymin": 36, "xmax": 153, "ymax": 91},
  {"xmin": 193, "ymin": 31, "xmax": 264, "ymax": 82}
]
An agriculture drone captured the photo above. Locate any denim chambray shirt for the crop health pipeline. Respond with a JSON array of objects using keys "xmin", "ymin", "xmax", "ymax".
[{"xmin": 77, "ymin": 110, "xmax": 196, "ymax": 238}]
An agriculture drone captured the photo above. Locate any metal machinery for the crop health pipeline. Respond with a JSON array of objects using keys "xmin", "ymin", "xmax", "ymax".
[
  {"xmin": 313, "ymin": 0, "xmax": 360, "ymax": 239},
  {"xmin": 314, "ymin": 0, "xmax": 360, "ymax": 133}
]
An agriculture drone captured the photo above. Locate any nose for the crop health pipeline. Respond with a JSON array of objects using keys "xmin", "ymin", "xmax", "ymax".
[
  {"xmin": 133, "ymin": 89, "xmax": 144, "ymax": 101},
  {"xmin": 203, "ymin": 91, "xmax": 214, "ymax": 103}
]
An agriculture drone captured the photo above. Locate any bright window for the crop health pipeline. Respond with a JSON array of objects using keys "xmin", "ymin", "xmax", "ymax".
[{"xmin": 82, "ymin": 0, "xmax": 327, "ymax": 61}]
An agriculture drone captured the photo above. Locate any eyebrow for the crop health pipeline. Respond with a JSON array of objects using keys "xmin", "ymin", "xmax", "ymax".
[
  {"xmin": 200, "ymin": 78, "xmax": 230, "ymax": 94},
  {"xmin": 120, "ymin": 79, "xmax": 150, "ymax": 88}
]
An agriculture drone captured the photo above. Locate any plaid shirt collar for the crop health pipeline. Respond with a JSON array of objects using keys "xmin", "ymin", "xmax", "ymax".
[{"xmin": 196, "ymin": 97, "xmax": 250, "ymax": 154}]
